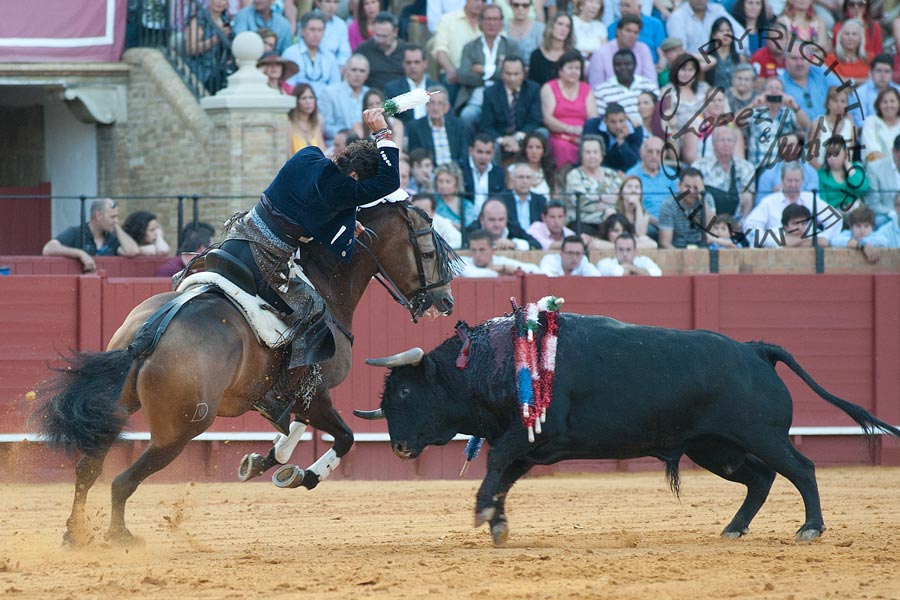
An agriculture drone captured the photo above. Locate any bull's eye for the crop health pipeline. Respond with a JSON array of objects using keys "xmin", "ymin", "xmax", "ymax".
[{"xmin": 399, "ymin": 385, "xmax": 410, "ymax": 398}]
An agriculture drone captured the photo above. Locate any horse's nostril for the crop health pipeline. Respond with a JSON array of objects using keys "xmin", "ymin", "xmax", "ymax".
[{"xmin": 441, "ymin": 297, "xmax": 454, "ymax": 312}]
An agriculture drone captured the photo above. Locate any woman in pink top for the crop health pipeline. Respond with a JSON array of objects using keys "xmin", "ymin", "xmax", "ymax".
[
  {"xmin": 349, "ymin": 0, "xmax": 380, "ymax": 51},
  {"xmin": 540, "ymin": 50, "xmax": 598, "ymax": 168}
]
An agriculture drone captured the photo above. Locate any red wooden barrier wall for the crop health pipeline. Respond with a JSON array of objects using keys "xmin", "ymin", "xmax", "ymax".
[{"xmin": 1, "ymin": 267, "xmax": 899, "ymax": 483}]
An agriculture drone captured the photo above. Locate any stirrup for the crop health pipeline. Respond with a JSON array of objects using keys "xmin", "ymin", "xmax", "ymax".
[{"xmin": 254, "ymin": 398, "xmax": 295, "ymax": 436}]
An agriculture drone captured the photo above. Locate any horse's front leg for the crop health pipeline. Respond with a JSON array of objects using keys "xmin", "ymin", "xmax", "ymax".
[{"xmin": 272, "ymin": 391, "xmax": 353, "ymax": 490}]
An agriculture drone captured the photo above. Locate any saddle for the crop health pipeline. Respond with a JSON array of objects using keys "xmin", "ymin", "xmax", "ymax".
[{"xmin": 177, "ymin": 249, "xmax": 293, "ymax": 349}]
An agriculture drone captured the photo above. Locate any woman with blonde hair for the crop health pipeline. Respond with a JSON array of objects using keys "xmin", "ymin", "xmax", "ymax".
[
  {"xmin": 825, "ymin": 19, "xmax": 868, "ymax": 84},
  {"xmin": 433, "ymin": 162, "xmax": 477, "ymax": 231},
  {"xmin": 615, "ymin": 176, "xmax": 657, "ymax": 248},
  {"xmin": 288, "ymin": 83, "xmax": 327, "ymax": 154}
]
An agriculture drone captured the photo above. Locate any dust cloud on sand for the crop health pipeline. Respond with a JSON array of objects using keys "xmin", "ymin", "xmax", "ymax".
[{"xmin": 1, "ymin": 468, "xmax": 899, "ymax": 599}]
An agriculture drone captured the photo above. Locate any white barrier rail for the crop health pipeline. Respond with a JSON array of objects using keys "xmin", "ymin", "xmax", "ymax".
[{"xmin": 0, "ymin": 427, "xmax": 889, "ymax": 444}]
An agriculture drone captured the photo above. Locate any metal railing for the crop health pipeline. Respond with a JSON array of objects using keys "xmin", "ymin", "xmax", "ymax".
[
  {"xmin": 126, "ymin": 0, "xmax": 235, "ymax": 99},
  {"xmin": 0, "ymin": 193, "xmax": 256, "ymax": 250}
]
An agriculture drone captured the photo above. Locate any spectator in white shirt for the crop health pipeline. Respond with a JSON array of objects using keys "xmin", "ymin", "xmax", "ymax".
[
  {"xmin": 743, "ymin": 162, "xmax": 843, "ymax": 247},
  {"xmin": 596, "ymin": 232, "xmax": 662, "ymax": 276},
  {"xmin": 461, "ymin": 230, "xmax": 543, "ymax": 276},
  {"xmin": 540, "ymin": 235, "xmax": 601, "ymax": 276}
]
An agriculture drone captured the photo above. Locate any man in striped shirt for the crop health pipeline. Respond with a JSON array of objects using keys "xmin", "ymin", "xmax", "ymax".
[{"xmin": 592, "ymin": 48, "xmax": 658, "ymax": 120}]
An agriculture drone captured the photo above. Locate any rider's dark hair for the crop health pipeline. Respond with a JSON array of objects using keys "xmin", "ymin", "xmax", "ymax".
[{"xmin": 334, "ymin": 139, "xmax": 379, "ymax": 180}]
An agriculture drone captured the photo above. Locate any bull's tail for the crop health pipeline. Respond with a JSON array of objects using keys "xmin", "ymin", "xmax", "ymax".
[{"xmin": 755, "ymin": 343, "xmax": 900, "ymax": 449}]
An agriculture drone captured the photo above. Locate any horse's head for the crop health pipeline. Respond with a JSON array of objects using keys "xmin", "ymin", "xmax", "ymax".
[{"xmin": 357, "ymin": 202, "xmax": 464, "ymax": 321}]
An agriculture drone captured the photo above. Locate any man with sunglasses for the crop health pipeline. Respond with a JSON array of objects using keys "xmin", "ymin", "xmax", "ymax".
[{"xmin": 42, "ymin": 198, "xmax": 140, "ymax": 272}]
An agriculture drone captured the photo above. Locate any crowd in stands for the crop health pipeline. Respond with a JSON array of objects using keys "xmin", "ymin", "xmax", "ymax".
[{"xmin": 125, "ymin": 0, "xmax": 900, "ymax": 273}]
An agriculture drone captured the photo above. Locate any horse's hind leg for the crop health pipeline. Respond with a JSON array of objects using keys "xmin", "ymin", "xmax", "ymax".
[
  {"xmin": 107, "ymin": 439, "xmax": 189, "ymax": 544},
  {"xmin": 684, "ymin": 436, "xmax": 777, "ymax": 538},
  {"xmin": 64, "ymin": 449, "xmax": 112, "ymax": 546}
]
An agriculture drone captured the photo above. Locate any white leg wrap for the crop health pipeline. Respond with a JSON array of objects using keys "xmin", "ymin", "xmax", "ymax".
[
  {"xmin": 274, "ymin": 422, "xmax": 308, "ymax": 464},
  {"xmin": 308, "ymin": 448, "xmax": 341, "ymax": 481}
]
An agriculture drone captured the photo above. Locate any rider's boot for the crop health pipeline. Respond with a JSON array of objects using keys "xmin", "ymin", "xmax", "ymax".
[
  {"xmin": 253, "ymin": 311, "xmax": 335, "ymax": 435},
  {"xmin": 254, "ymin": 370, "xmax": 302, "ymax": 436}
]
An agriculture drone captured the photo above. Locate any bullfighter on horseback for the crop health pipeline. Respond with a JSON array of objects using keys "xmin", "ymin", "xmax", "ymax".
[{"xmin": 212, "ymin": 108, "xmax": 400, "ymax": 434}]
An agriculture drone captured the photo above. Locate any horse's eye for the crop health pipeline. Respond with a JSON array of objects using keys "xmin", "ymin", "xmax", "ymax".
[{"xmin": 422, "ymin": 252, "xmax": 435, "ymax": 259}]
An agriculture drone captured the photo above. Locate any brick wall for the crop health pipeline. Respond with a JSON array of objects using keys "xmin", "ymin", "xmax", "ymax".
[{"xmin": 97, "ymin": 48, "xmax": 292, "ymax": 241}]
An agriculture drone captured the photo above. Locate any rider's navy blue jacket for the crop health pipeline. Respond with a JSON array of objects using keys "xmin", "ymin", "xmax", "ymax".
[{"xmin": 262, "ymin": 141, "xmax": 400, "ymax": 260}]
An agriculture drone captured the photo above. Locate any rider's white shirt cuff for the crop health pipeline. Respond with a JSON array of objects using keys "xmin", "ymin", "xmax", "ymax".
[{"xmin": 376, "ymin": 139, "xmax": 398, "ymax": 150}]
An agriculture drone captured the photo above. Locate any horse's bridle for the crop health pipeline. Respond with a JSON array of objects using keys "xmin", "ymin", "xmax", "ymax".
[{"xmin": 355, "ymin": 206, "xmax": 453, "ymax": 324}]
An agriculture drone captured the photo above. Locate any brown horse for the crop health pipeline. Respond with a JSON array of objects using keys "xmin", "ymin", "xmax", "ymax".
[{"xmin": 34, "ymin": 201, "xmax": 461, "ymax": 546}]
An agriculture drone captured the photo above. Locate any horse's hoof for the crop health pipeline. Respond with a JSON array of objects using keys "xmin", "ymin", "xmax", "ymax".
[
  {"xmin": 491, "ymin": 521, "xmax": 509, "ymax": 546},
  {"xmin": 272, "ymin": 465, "xmax": 305, "ymax": 489},
  {"xmin": 474, "ymin": 507, "xmax": 495, "ymax": 528},
  {"xmin": 62, "ymin": 529, "xmax": 92, "ymax": 548},
  {"xmin": 721, "ymin": 527, "xmax": 748, "ymax": 539},
  {"xmin": 238, "ymin": 453, "xmax": 268, "ymax": 481},
  {"xmin": 796, "ymin": 528, "xmax": 824, "ymax": 542},
  {"xmin": 106, "ymin": 529, "xmax": 145, "ymax": 547}
]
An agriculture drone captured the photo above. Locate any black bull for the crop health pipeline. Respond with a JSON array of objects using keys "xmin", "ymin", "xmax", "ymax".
[{"xmin": 355, "ymin": 313, "xmax": 900, "ymax": 546}]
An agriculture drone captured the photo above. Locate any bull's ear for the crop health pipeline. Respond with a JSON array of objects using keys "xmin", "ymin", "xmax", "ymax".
[{"xmin": 423, "ymin": 356, "xmax": 437, "ymax": 381}]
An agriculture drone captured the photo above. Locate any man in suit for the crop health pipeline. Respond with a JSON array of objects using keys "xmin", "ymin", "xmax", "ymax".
[
  {"xmin": 481, "ymin": 56, "xmax": 543, "ymax": 161},
  {"xmin": 465, "ymin": 198, "xmax": 542, "ymax": 250},
  {"xmin": 219, "ymin": 109, "xmax": 400, "ymax": 434},
  {"xmin": 458, "ymin": 133, "xmax": 507, "ymax": 213},
  {"xmin": 407, "ymin": 85, "xmax": 472, "ymax": 166},
  {"xmin": 382, "ymin": 45, "xmax": 439, "ymax": 124},
  {"xmin": 496, "ymin": 162, "xmax": 548, "ymax": 231},
  {"xmin": 455, "ymin": 4, "xmax": 521, "ymax": 129},
  {"xmin": 864, "ymin": 133, "xmax": 900, "ymax": 227}
]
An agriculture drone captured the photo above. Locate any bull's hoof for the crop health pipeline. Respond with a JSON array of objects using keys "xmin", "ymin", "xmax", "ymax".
[
  {"xmin": 238, "ymin": 453, "xmax": 270, "ymax": 481},
  {"xmin": 721, "ymin": 527, "xmax": 749, "ymax": 539},
  {"xmin": 272, "ymin": 465, "xmax": 306, "ymax": 489},
  {"xmin": 796, "ymin": 527, "xmax": 824, "ymax": 542},
  {"xmin": 475, "ymin": 507, "xmax": 496, "ymax": 528},
  {"xmin": 490, "ymin": 519, "xmax": 509, "ymax": 546}
]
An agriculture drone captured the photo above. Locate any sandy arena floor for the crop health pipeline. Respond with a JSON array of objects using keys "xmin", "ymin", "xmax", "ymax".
[{"xmin": 1, "ymin": 467, "xmax": 899, "ymax": 599}]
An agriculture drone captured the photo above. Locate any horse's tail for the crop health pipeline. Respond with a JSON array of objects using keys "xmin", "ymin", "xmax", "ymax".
[
  {"xmin": 755, "ymin": 342, "xmax": 900, "ymax": 453},
  {"xmin": 32, "ymin": 347, "xmax": 136, "ymax": 457}
]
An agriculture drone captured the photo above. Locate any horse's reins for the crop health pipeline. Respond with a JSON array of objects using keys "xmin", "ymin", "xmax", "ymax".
[{"xmin": 355, "ymin": 206, "xmax": 453, "ymax": 324}]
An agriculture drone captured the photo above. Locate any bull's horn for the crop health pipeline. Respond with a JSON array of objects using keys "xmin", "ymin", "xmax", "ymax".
[
  {"xmin": 365, "ymin": 347, "xmax": 424, "ymax": 367},
  {"xmin": 353, "ymin": 408, "xmax": 385, "ymax": 420}
]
